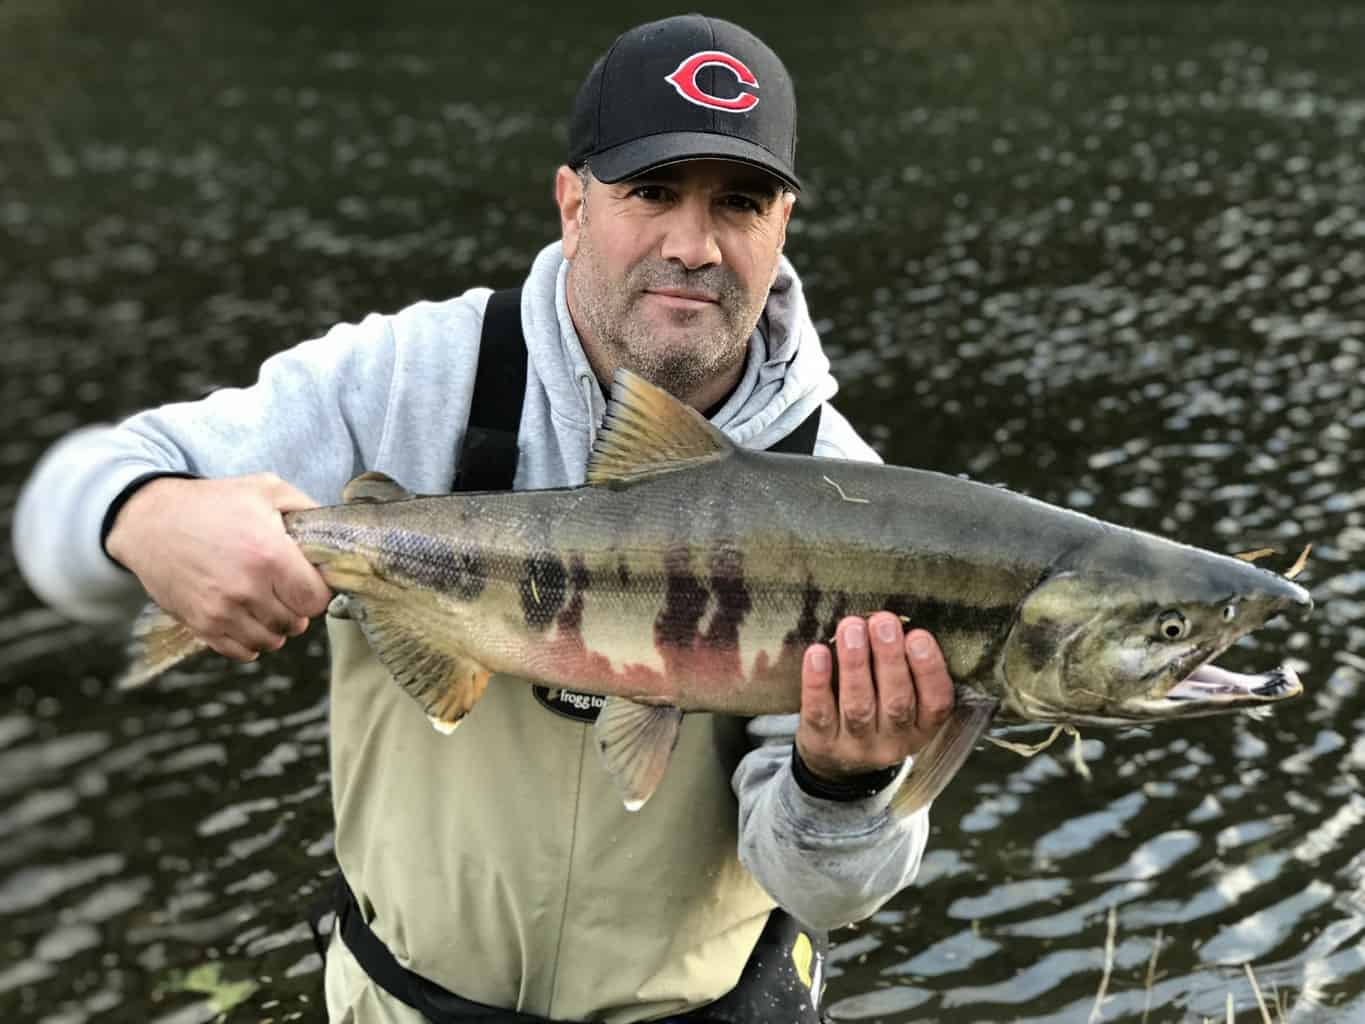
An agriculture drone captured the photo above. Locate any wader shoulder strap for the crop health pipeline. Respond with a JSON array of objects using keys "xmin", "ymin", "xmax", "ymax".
[
  {"xmin": 458, "ymin": 288, "xmax": 820, "ymax": 486},
  {"xmin": 764, "ymin": 405, "xmax": 822, "ymax": 455},
  {"xmin": 453, "ymin": 287, "xmax": 527, "ymax": 492}
]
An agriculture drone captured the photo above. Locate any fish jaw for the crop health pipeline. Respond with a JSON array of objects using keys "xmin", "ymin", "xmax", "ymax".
[
  {"xmin": 1009, "ymin": 642, "xmax": 1306, "ymax": 726},
  {"xmin": 1148, "ymin": 662, "xmax": 1303, "ymax": 711},
  {"xmin": 1063, "ymin": 632, "xmax": 1306, "ymax": 723}
]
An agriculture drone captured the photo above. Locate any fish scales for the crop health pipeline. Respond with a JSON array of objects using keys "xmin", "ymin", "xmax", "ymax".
[
  {"xmin": 513, "ymin": 450, "xmax": 1062, "ymax": 709},
  {"xmin": 291, "ymin": 452, "xmax": 1101, "ymax": 715},
  {"xmin": 293, "ymin": 485, "xmax": 817, "ymax": 713}
]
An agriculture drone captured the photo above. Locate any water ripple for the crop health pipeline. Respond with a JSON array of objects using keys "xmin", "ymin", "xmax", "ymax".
[{"xmin": 4, "ymin": 1, "xmax": 1364, "ymax": 1020}]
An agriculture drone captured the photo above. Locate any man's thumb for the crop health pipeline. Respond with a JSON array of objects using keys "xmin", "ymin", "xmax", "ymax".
[{"xmin": 257, "ymin": 473, "xmax": 320, "ymax": 514}]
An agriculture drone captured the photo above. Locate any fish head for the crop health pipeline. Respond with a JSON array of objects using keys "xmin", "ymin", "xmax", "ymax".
[{"xmin": 1001, "ymin": 533, "xmax": 1312, "ymax": 725}]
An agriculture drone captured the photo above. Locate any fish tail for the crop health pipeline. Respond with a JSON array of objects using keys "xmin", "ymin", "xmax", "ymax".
[{"xmin": 115, "ymin": 602, "xmax": 211, "ymax": 689}]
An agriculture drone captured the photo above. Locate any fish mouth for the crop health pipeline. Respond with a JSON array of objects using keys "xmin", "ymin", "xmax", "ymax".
[
  {"xmin": 1161, "ymin": 662, "xmax": 1303, "ymax": 705},
  {"xmin": 1136, "ymin": 631, "xmax": 1304, "ymax": 718}
]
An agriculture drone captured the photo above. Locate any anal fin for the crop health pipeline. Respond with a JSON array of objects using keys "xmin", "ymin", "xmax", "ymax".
[
  {"xmin": 350, "ymin": 596, "xmax": 491, "ymax": 732},
  {"xmin": 594, "ymin": 696, "xmax": 684, "ymax": 811},
  {"xmin": 891, "ymin": 700, "xmax": 998, "ymax": 817}
]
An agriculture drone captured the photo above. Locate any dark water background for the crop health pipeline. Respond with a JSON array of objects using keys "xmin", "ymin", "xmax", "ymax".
[{"xmin": 2, "ymin": 1, "xmax": 1363, "ymax": 1020}]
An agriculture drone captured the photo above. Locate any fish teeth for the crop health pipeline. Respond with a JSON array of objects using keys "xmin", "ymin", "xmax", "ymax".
[{"xmin": 1253, "ymin": 672, "xmax": 1290, "ymax": 697}]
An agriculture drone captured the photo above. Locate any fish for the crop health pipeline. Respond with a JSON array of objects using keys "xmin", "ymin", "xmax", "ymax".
[{"xmin": 118, "ymin": 369, "xmax": 1313, "ymax": 814}]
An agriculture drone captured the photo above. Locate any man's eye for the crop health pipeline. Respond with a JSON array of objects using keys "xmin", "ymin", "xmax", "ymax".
[
  {"xmin": 723, "ymin": 195, "xmax": 761, "ymax": 212},
  {"xmin": 629, "ymin": 185, "xmax": 669, "ymax": 202}
]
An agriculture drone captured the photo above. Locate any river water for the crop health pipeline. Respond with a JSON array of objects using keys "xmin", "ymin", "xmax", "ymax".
[{"xmin": 1, "ymin": 1, "xmax": 1362, "ymax": 1021}]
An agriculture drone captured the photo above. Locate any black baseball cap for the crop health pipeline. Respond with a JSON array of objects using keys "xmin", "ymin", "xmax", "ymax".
[{"xmin": 568, "ymin": 14, "xmax": 800, "ymax": 191}]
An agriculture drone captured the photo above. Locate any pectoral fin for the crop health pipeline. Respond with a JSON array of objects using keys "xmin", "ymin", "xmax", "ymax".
[
  {"xmin": 594, "ymin": 696, "xmax": 684, "ymax": 811},
  {"xmin": 349, "ymin": 596, "xmax": 491, "ymax": 733},
  {"xmin": 890, "ymin": 700, "xmax": 998, "ymax": 817}
]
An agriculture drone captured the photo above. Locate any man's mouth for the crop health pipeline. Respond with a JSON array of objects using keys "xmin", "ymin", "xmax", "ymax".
[{"xmin": 645, "ymin": 288, "xmax": 719, "ymax": 309}]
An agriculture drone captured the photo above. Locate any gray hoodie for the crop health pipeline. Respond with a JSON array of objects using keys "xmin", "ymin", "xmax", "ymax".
[{"xmin": 14, "ymin": 240, "xmax": 929, "ymax": 967}]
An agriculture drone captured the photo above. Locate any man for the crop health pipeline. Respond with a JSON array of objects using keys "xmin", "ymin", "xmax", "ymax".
[{"xmin": 14, "ymin": 14, "xmax": 954, "ymax": 1024}]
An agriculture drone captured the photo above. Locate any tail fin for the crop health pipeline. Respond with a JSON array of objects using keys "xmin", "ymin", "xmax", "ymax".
[{"xmin": 115, "ymin": 603, "xmax": 211, "ymax": 689}]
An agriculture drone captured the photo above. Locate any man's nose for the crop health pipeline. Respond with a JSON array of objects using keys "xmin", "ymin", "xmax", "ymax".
[{"xmin": 658, "ymin": 199, "xmax": 722, "ymax": 270}]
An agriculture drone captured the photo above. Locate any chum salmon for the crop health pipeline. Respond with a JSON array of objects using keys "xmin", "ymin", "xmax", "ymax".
[{"xmin": 120, "ymin": 370, "xmax": 1312, "ymax": 812}]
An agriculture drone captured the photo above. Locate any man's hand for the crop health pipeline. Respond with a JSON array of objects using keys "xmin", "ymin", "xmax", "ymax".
[
  {"xmin": 106, "ymin": 473, "xmax": 332, "ymax": 662},
  {"xmin": 795, "ymin": 612, "xmax": 955, "ymax": 783}
]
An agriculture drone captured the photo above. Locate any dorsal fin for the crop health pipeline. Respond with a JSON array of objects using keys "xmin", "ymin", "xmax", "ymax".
[
  {"xmin": 343, "ymin": 471, "xmax": 416, "ymax": 504},
  {"xmin": 586, "ymin": 369, "xmax": 734, "ymax": 485}
]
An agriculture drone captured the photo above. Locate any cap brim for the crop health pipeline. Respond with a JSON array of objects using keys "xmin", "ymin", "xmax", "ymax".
[{"xmin": 586, "ymin": 131, "xmax": 800, "ymax": 192}]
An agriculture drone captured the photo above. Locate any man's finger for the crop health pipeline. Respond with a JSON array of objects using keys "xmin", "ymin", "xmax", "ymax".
[
  {"xmin": 260, "ymin": 478, "xmax": 333, "ymax": 617},
  {"xmin": 260, "ymin": 474, "xmax": 321, "ymax": 514},
  {"xmin": 798, "ymin": 644, "xmax": 837, "ymax": 738},
  {"xmin": 226, "ymin": 611, "xmax": 289, "ymax": 656},
  {"xmin": 835, "ymin": 617, "xmax": 876, "ymax": 736},
  {"xmin": 906, "ymin": 629, "xmax": 954, "ymax": 735},
  {"xmin": 207, "ymin": 634, "xmax": 262, "ymax": 663},
  {"xmin": 246, "ymin": 588, "xmax": 309, "ymax": 641},
  {"xmin": 868, "ymin": 612, "xmax": 915, "ymax": 729},
  {"xmin": 274, "ymin": 556, "xmax": 333, "ymax": 619}
]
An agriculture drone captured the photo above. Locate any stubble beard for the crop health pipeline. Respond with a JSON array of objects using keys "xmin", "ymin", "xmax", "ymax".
[{"xmin": 568, "ymin": 236, "xmax": 766, "ymax": 401}]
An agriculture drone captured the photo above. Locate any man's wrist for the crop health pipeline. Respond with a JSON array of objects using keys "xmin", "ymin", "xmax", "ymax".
[
  {"xmin": 101, "ymin": 471, "xmax": 199, "ymax": 570},
  {"xmin": 791, "ymin": 745, "xmax": 904, "ymax": 802}
]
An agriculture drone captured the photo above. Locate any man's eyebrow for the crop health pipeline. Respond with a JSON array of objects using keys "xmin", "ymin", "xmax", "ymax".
[
  {"xmin": 724, "ymin": 176, "xmax": 785, "ymax": 198},
  {"xmin": 625, "ymin": 165, "xmax": 784, "ymax": 198}
]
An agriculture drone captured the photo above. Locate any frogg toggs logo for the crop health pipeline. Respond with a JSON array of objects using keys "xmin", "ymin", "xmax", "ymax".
[
  {"xmin": 665, "ymin": 51, "xmax": 760, "ymax": 112},
  {"xmin": 533, "ymin": 685, "xmax": 607, "ymax": 722}
]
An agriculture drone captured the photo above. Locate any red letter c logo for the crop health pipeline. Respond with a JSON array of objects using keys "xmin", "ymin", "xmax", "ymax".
[{"xmin": 664, "ymin": 51, "xmax": 760, "ymax": 113}]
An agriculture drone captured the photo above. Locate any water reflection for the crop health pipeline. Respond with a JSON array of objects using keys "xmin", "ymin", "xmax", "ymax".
[{"xmin": 3, "ymin": 1, "xmax": 1364, "ymax": 1021}]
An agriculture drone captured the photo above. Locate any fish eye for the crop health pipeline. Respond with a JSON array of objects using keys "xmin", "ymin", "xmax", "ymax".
[
  {"xmin": 1222, "ymin": 603, "xmax": 1237, "ymax": 621},
  {"xmin": 1157, "ymin": 610, "xmax": 1190, "ymax": 641}
]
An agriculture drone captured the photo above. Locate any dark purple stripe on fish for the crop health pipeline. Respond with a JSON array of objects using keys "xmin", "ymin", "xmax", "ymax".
[
  {"xmin": 657, "ymin": 545, "xmax": 709, "ymax": 649},
  {"xmin": 521, "ymin": 552, "xmax": 568, "ymax": 629},
  {"xmin": 702, "ymin": 545, "xmax": 751, "ymax": 652},
  {"xmin": 557, "ymin": 555, "xmax": 590, "ymax": 635},
  {"xmin": 784, "ymin": 579, "xmax": 823, "ymax": 648}
]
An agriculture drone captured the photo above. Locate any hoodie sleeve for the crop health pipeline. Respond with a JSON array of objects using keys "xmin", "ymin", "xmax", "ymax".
[
  {"xmin": 12, "ymin": 313, "xmax": 402, "ymax": 623},
  {"xmin": 731, "ymin": 401, "xmax": 931, "ymax": 930},
  {"xmin": 733, "ymin": 715, "xmax": 929, "ymax": 930}
]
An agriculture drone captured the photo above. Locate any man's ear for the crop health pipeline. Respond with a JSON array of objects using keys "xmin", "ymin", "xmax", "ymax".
[
  {"xmin": 770, "ymin": 190, "xmax": 796, "ymax": 286},
  {"xmin": 777, "ymin": 190, "xmax": 795, "ymax": 251},
  {"xmin": 555, "ymin": 165, "xmax": 585, "ymax": 259}
]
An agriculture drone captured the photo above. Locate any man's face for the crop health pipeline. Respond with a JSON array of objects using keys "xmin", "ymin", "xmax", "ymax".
[{"xmin": 557, "ymin": 159, "xmax": 795, "ymax": 404}]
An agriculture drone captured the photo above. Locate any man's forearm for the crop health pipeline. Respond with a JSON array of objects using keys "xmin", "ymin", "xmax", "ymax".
[
  {"xmin": 733, "ymin": 715, "xmax": 930, "ymax": 931},
  {"xmin": 13, "ymin": 313, "xmax": 401, "ymax": 622}
]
